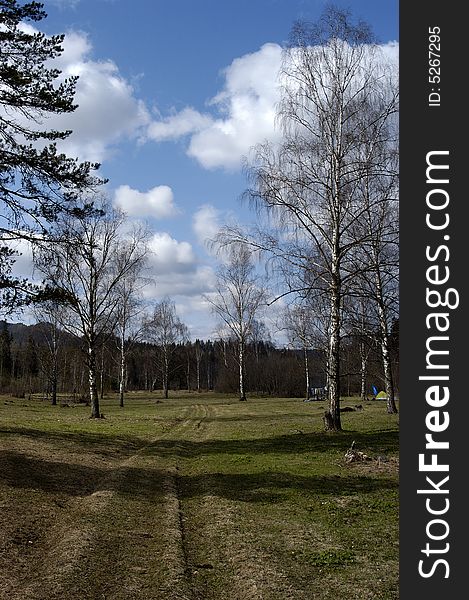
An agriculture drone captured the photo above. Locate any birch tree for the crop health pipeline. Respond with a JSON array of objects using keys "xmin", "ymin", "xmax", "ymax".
[
  {"xmin": 34, "ymin": 301, "xmax": 66, "ymax": 406},
  {"xmin": 35, "ymin": 200, "xmax": 147, "ymax": 418},
  {"xmin": 206, "ymin": 245, "xmax": 267, "ymax": 401},
  {"xmin": 354, "ymin": 173, "xmax": 399, "ymax": 413},
  {"xmin": 343, "ymin": 295, "xmax": 375, "ymax": 403},
  {"xmin": 238, "ymin": 8, "xmax": 398, "ymax": 429},
  {"xmin": 343, "ymin": 80, "xmax": 399, "ymax": 412},
  {"xmin": 144, "ymin": 298, "xmax": 188, "ymax": 399},
  {"xmin": 283, "ymin": 303, "xmax": 316, "ymax": 400},
  {"xmin": 113, "ymin": 227, "xmax": 150, "ymax": 407},
  {"xmin": 194, "ymin": 339, "xmax": 204, "ymax": 392}
]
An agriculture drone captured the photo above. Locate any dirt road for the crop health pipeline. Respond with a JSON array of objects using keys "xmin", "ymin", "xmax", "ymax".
[{"xmin": 1, "ymin": 402, "xmax": 306, "ymax": 599}]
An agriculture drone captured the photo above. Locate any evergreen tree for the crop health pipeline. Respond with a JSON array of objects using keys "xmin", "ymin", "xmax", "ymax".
[
  {"xmin": 0, "ymin": 0, "xmax": 104, "ymax": 311},
  {"xmin": 0, "ymin": 320, "xmax": 12, "ymax": 382},
  {"xmin": 24, "ymin": 334, "xmax": 39, "ymax": 377}
]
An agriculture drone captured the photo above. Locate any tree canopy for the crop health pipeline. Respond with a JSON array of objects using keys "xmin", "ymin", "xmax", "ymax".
[{"xmin": 0, "ymin": 0, "xmax": 103, "ymax": 311}]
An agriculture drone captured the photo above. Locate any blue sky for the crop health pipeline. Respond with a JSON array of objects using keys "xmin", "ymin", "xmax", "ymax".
[{"xmin": 20, "ymin": 0, "xmax": 399, "ymax": 340}]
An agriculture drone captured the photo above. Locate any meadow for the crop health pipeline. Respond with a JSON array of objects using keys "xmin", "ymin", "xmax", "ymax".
[{"xmin": 0, "ymin": 392, "xmax": 399, "ymax": 599}]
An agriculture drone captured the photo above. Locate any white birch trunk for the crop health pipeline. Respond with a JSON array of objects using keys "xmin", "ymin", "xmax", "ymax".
[
  {"xmin": 360, "ymin": 344, "xmax": 367, "ymax": 403},
  {"xmin": 88, "ymin": 344, "xmax": 100, "ymax": 418},
  {"xmin": 239, "ymin": 342, "xmax": 246, "ymax": 401},
  {"xmin": 375, "ymin": 270, "xmax": 398, "ymax": 413},
  {"xmin": 304, "ymin": 346, "xmax": 311, "ymax": 400},
  {"xmin": 325, "ymin": 225, "xmax": 342, "ymax": 430},
  {"xmin": 119, "ymin": 329, "xmax": 125, "ymax": 408}
]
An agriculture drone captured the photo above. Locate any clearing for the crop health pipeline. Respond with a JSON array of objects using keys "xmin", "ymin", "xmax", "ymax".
[{"xmin": 0, "ymin": 393, "xmax": 399, "ymax": 599}]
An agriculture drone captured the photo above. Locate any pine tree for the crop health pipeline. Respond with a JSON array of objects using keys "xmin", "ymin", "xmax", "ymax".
[
  {"xmin": 0, "ymin": 0, "xmax": 104, "ymax": 310},
  {"xmin": 0, "ymin": 320, "xmax": 12, "ymax": 385},
  {"xmin": 24, "ymin": 334, "xmax": 38, "ymax": 377}
]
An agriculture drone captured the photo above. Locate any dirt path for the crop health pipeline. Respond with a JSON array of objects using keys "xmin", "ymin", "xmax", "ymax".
[
  {"xmin": 176, "ymin": 403, "xmax": 306, "ymax": 600},
  {"xmin": 1, "ymin": 404, "xmax": 202, "ymax": 600},
  {"xmin": 1, "ymin": 401, "xmax": 308, "ymax": 599}
]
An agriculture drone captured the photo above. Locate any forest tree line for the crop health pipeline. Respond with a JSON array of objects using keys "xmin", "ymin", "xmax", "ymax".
[{"xmin": 0, "ymin": 317, "xmax": 398, "ymax": 403}]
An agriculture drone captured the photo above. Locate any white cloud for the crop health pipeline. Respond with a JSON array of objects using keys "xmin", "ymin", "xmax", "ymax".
[
  {"xmin": 114, "ymin": 185, "xmax": 179, "ymax": 219},
  {"xmin": 141, "ymin": 276, "xmax": 217, "ymax": 340},
  {"xmin": 147, "ymin": 265, "xmax": 216, "ymax": 299},
  {"xmin": 147, "ymin": 43, "xmax": 284, "ymax": 170},
  {"xmin": 143, "ymin": 232, "xmax": 217, "ymax": 338},
  {"xmin": 47, "ymin": 0, "xmax": 81, "ymax": 10},
  {"xmin": 143, "ymin": 233, "xmax": 216, "ymax": 324},
  {"xmin": 20, "ymin": 28, "xmax": 151, "ymax": 164},
  {"xmin": 188, "ymin": 43, "xmax": 284, "ymax": 170},
  {"xmin": 147, "ymin": 107, "xmax": 213, "ymax": 142},
  {"xmin": 147, "ymin": 232, "xmax": 196, "ymax": 275},
  {"xmin": 379, "ymin": 41, "xmax": 399, "ymax": 67},
  {"xmin": 53, "ymin": 29, "xmax": 92, "ymax": 68},
  {"xmin": 174, "ymin": 293, "xmax": 218, "ymax": 340},
  {"xmin": 192, "ymin": 204, "xmax": 221, "ymax": 246},
  {"xmin": 146, "ymin": 41, "xmax": 399, "ymax": 171}
]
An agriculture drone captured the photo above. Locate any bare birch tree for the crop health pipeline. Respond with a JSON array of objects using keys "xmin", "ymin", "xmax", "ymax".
[
  {"xmin": 282, "ymin": 303, "xmax": 316, "ymax": 400},
  {"xmin": 206, "ymin": 245, "xmax": 267, "ymax": 401},
  {"xmin": 144, "ymin": 298, "xmax": 188, "ymax": 399},
  {"xmin": 35, "ymin": 200, "xmax": 148, "ymax": 418},
  {"xmin": 113, "ymin": 227, "xmax": 151, "ymax": 407},
  {"xmin": 194, "ymin": 339, "xmax": 204, "ymax": 392},
  {"xmin": 33, "ymin": 300, "xmax": 66, "ymax": 406},
  {"xmin": 234, "ymin": 8, "xmax": 398, "ymax": 429},
  {"xmin": 353, "ymin": 173, "xmax": 399, "ymax": 413}
]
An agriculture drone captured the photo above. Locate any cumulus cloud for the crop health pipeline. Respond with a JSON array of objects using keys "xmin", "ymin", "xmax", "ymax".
[
  {"xmin": 147, "ymin": 43, "xmax": 284, "ymax": 170},
  {"xmin": 143, "ymin": 231, "xmax": 216, "ymax": 315},
  {"xmin": 379, "ymin": 40, "xmax": 399, "ymax": 67},
  {"xmin": 192, "ymin": 204, "xmax": 221, "ymax": 246},
  {"xmin": 17, "ymin": 26, "xmax": 150, "ymax": 164},
  {"xmin": 147, "ymin": 107, "xmax": 213, "ymax": 142},
  {"xmin": 114, "ymin": 185, "xmax": 179, "ymax": 219},
  {"xmin": 147, "ymin": 265, "xmax": 216, "ymax": 299},
  {"xmin": 55, "ymin": 35, "xmax": 150, "ymax": 162},
  {"xmin": 142, "ymin": 264, "xmax": 217, "ymax": 340},
  {"xmin": 143, "ymin": 232, "xmax": 216, "ymax": 300},
  {"xmin": 146, "ymin": 40, "xmax": 399, "ymax": 171},
  {"xmin": 188, "ymin": 43, "xmax": 284, "ymax": 170},
  {"xmin": 147, "ymin": 232, "xmax": 196, "ymax": 275},
  {"xmin": 173, "ymin": 292, "xmax": 218, "ymax": 339}
]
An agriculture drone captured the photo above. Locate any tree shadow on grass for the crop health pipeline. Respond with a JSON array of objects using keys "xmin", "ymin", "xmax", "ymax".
[
  {"xmin": 0, "ymin": 424, "xmax": 398, "ymax": 461},
  {"xmin": 1, "ymin": 449, "xmax": 397, "ymax": 504},
  {"xmin": 0, "ymin": 450, "xmax": 107, "ymax": 496},
  {"xmin": 0, "ymin": 426, "xmax": 144, "ymax": 458},
  {"xmin": 178, "ymin": 471, "xmax": 397, "ymax": 504},
  {"xmin": 143, "ymin": 429, "xmax": 398, "ymax": 459},
  {"xmin": 0, "ymin": 450, "xmax": 165, "ymax": 498}
]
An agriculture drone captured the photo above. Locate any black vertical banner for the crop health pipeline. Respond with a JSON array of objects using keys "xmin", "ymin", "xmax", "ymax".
[{"xmin": 400, "ymin": 2, "xmax": 467, "ymax": 598}]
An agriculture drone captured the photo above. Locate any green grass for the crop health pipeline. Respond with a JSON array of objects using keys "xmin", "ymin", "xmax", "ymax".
[{"xmin": 0, "ymin": 392, "xmax": 399, "ymax": 599}]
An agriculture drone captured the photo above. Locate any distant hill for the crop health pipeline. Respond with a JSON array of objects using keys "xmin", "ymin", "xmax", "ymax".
[
  {"xmin": 0, "ymin": 320, "xmax": 78, "ymax": 346},
  {"xmin": 1, "ymin": 321, "xmax": 40, "ymax": 344}
]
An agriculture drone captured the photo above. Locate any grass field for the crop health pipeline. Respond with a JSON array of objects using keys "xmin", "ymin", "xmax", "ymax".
[{"xmin": 0, "ymin": 392, "xmax": 399, "ymax": 600}]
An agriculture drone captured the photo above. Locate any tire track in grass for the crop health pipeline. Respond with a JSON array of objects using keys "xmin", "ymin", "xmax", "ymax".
[
  {"xmin": 4, "ymin": 404, "xmax": 200, "ymax": 600},
  {"xmin": 75, "ymin": 403, "xmax": 210, "ymax": 600},
  {"xmin": 3, "ymin": 399, "xmax": 307, "ymax": 599},
  {"xmin": 177, "ymin": 401, "xmax": 308, "ymax": 600},
  {"xmin": 168, "ymin": 403, "xmax": 209, "ymax": 598}
]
